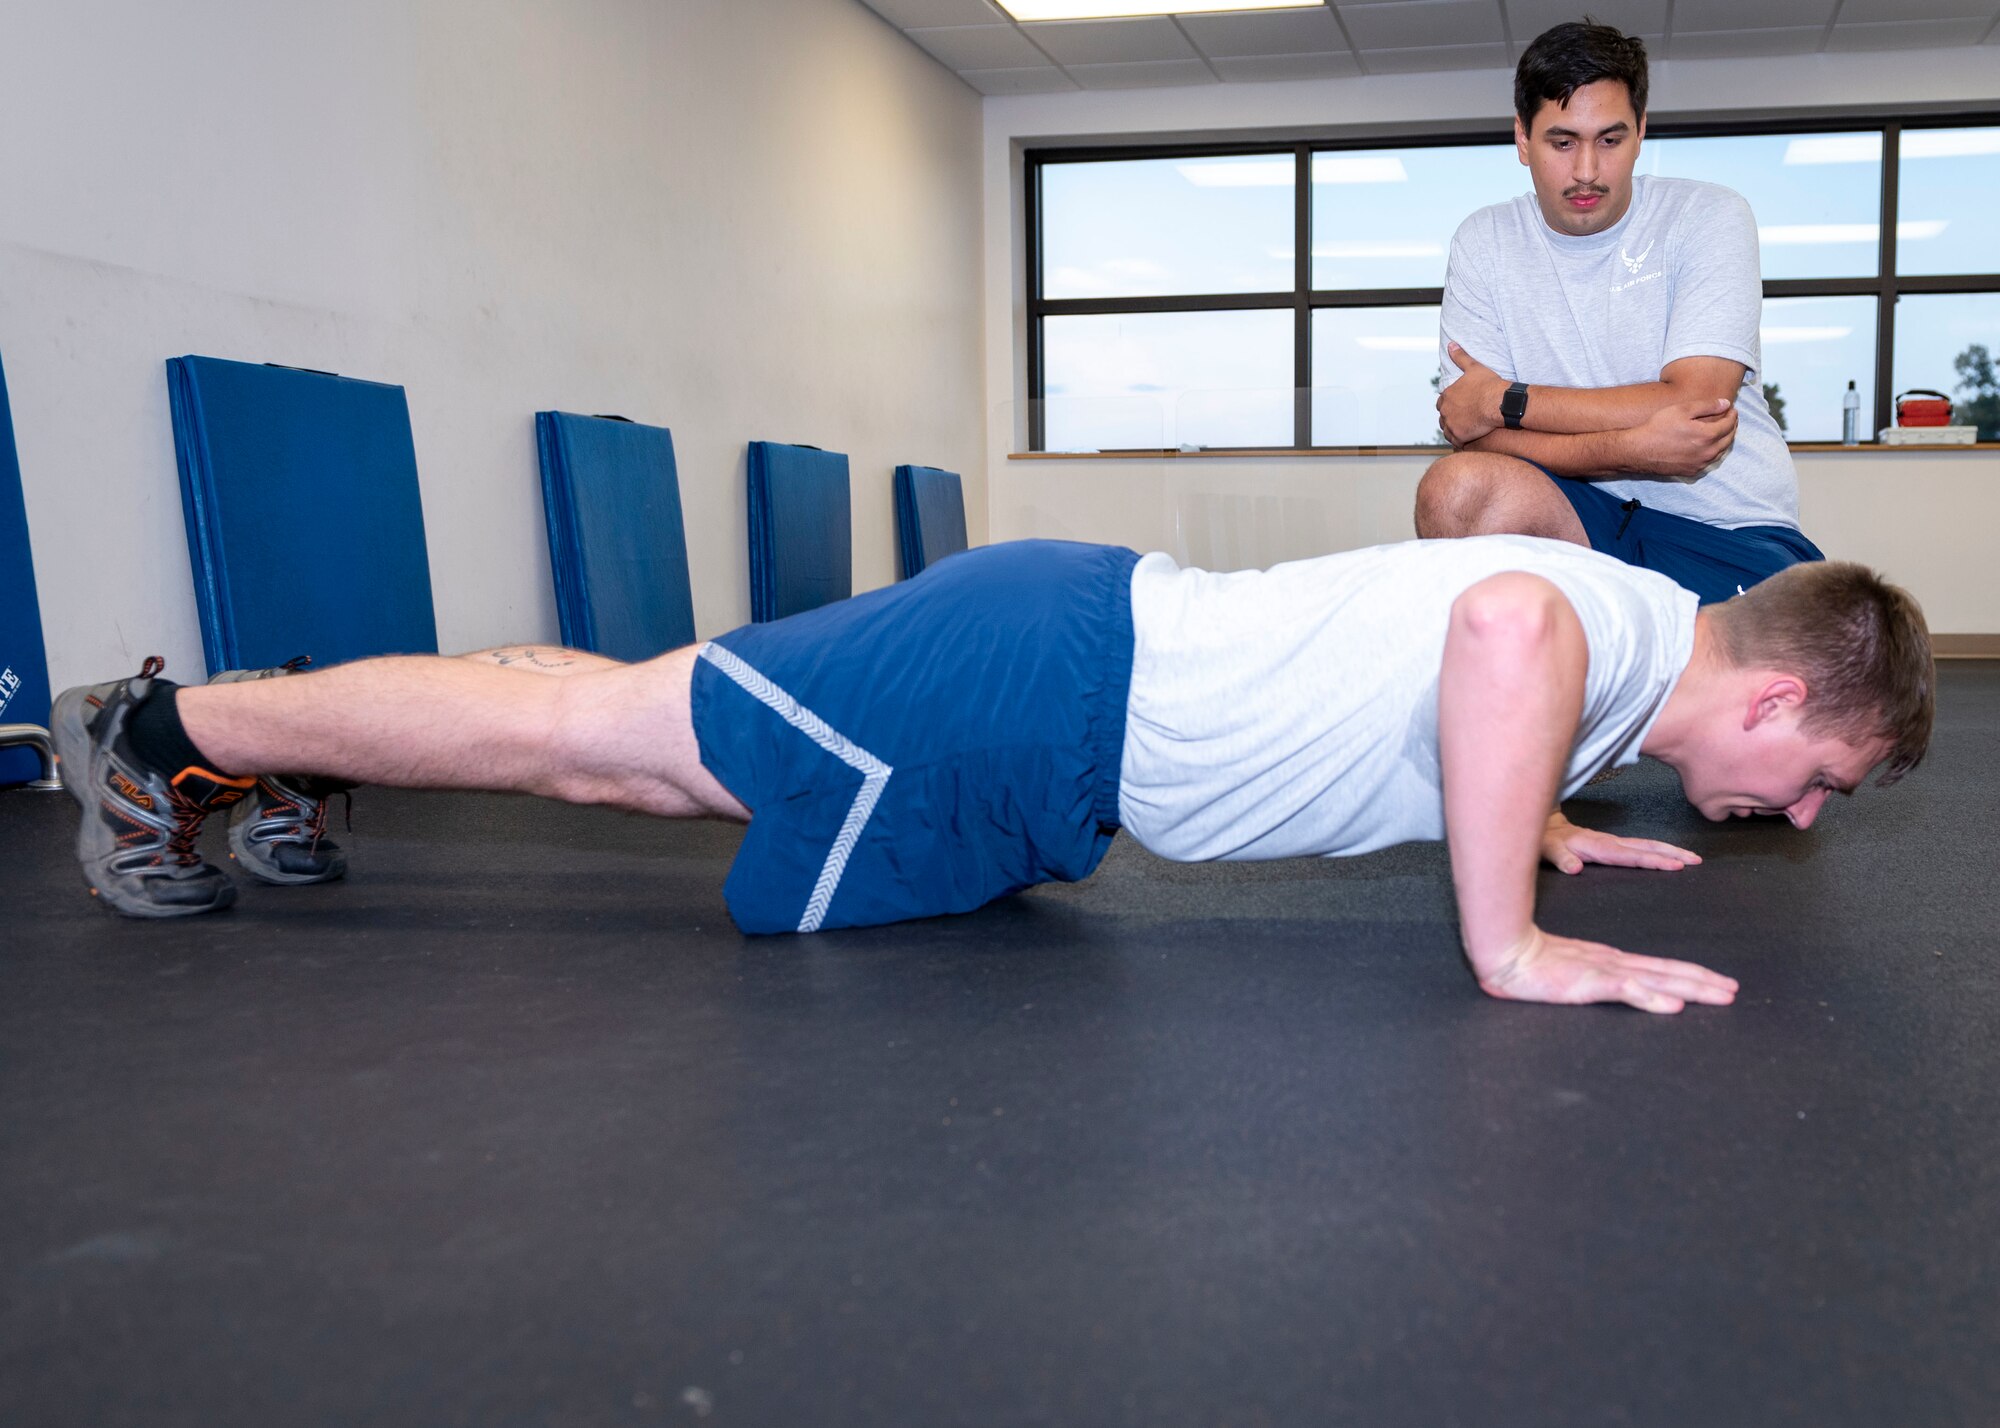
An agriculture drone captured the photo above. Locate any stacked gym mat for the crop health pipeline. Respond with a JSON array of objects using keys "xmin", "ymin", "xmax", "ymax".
[
  {"xmin": 746, "ymin": 441, "xmax": 851, "ymax": 623},
  {"xmin": 0, "ymin": 350, "xmax": 55, "ymax": 786},
  {"xmin": 893, "ymin": 464, "xmax": 969, "ymax": 580},
  {"xmin": 166, "ymin": 357, "xmax": 439, "ymax": 675},
  {"xmin": 536, "ymin": 412, "xmax": 696, "ymax": 661}
]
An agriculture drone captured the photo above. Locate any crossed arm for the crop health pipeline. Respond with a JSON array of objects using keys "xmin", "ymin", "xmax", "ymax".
[
  {"xmin": 1438, "ymin": 572, "xmax": 1738, "ymax": 1013},
  {"xmin": 1437, "ymin": 347, "xmax": 1744, "ymax": 480}
]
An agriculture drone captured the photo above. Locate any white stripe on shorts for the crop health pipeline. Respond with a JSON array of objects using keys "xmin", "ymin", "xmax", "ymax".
[{"xmin": 697, "ymin": 641, "xmax": 893, "ymax": 934}]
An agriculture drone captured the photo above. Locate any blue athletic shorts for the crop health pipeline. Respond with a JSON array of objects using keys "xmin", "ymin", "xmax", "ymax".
[
  {"xmin": 1536, "ymin": 463, "xmax": 1825, "ymax": 605},
  {"xmin": 691, "ymin": 540, "xmax": 1139, "ymax": 935}
]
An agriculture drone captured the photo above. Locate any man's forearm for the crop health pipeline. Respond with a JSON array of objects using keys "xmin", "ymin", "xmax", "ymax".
[
  {"xmin": 1464, "ymin": 425, "xmax": 1632, "ymax": 478},
  {"xmin": 1515, "ymin": 380, "xmax": 1680, "ymax": 435},
  {"xmin": 1440, "ymin": 352, "xmax": 1746, "ymax": 445}
]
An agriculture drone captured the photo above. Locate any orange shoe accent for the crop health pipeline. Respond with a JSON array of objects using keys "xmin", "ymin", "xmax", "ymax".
[
  {"xmin": 110, "ymin": 771, "xmax": 155, "ymax": 810},
  {"xmin": 170, "ymin": 765, "xmax": 258, "ymax": 791}
]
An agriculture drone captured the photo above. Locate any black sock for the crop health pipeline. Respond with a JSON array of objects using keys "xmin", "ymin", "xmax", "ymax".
[{"xmin": 125, "ymin": 683, "xmax": 221, "ymax": 776}]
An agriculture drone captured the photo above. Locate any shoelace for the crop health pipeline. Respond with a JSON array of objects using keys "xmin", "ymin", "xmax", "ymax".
[
  {"xmin": 268, "ymin": 779, "xmax": 350, "ymax": 851},
  {"xmin": 164, "ymin": 784, "xmax": 210, "ymax": 867}
]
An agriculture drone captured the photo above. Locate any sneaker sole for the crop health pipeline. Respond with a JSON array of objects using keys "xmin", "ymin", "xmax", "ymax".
[
  {"xmin": 51, "ymin": 685, "xmax": 237, "ymax": 919},
  {"xmin": 228, "ymin": 836, "xmax": 348, "ymax": 886}
]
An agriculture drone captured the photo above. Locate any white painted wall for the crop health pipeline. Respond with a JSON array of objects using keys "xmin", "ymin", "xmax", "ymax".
[
  {"xmin": 991, "ymin": 449, "xmax": 2000, "ymax": 635},
  {"xmin": 981, "ymin": 45, "xmax": 2000, "ymax": 632},
  {"xmin": 1, "ymin": 0, "xmax": 985, "ymax": 688}
]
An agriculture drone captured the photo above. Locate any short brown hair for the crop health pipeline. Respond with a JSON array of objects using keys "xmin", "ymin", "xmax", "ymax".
[
  {"xmin": 1516, "ymin": 19, "xmax": 1649, "ymax": 131},
  {"xmin": 1711, "ymin": 561, "xmax": 1934, "ymax": 785}
]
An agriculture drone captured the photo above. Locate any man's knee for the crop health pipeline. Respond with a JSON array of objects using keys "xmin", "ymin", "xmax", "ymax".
[{"xmin": 1415, "ymin": 451, "xmax": 1502, "ymax": 537}]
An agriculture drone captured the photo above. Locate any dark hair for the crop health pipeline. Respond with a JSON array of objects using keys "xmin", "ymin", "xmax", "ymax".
[
  {"xmin": 1515, "ymin": 19, "xmax": 1649, "ymax": 131},
  {"xmin": 1710, "ymin": 561, "xmax": 1935, "ymax": 787}
]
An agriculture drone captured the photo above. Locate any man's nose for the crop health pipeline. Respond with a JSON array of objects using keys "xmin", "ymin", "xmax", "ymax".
[
  {"xmin": 1573, "ymin": 146, "xmax": 1598, "ymax": 184},
  {"xmin": 1786, "ymin": 787, "xmax": 1830, "ymax": 830}
]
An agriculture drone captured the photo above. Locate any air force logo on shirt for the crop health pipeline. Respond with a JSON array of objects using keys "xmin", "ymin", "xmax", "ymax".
[{"xmin": 1613, "ymin": 239, "xmax": 1662, "ymax": 293}]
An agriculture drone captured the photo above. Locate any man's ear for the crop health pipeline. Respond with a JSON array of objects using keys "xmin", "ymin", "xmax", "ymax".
[
  {"xmin": 1745, "ymin": 675, "xmax": 1809, "ymax": 730},
  {"xmin": 1514, "ymin": 114, "xmax": 1530, "ymax": 165}
]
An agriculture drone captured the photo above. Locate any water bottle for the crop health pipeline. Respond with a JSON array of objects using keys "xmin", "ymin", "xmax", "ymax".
[{"xmin": 1842, "ymin": 380, "xmax": 1860, "ymax": 445}]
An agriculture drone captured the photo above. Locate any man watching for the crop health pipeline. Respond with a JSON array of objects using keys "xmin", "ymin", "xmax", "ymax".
[{"xmin": 1416, "ymin": 20, "xmax": 1824, "ymax": 604}]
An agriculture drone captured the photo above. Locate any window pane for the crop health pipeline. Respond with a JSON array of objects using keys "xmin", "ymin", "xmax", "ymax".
[
  {"xmin": 1893, "ymin": 292, "xmax": 2000, "ymax": 440},
  {"xmin": 1311, "ymin": 306, "xmax": 1447, "ymax": 446},
  {"xmin": 1641, "ymin": 132, "xmax": 1882, "ymax": 281},
  {"xmin": 1041, "ymin": 310, "xmax": 1293, "ymax": 451},
  {"xmin": 1757, "ymin": 295, "xmax": 1877, "ymax": 442},
  {"xmin": 1895, "ymin": 127, "xmax": 2000, "ymax": 278},
  {"xmin": 1041, "ymin": 155, "xmax": 1295, "ymax": 300},
  {"xmin": 1310, "ymin": 145, "xmax": 1521, "ymax": 291}
]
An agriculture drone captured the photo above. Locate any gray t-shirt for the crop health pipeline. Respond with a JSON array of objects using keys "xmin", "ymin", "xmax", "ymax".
[
  {"xmin": 1117, "ymin": 536, "xmax": 1699, "ymax": 864},
  {"xmin": 1438, "ymin": 174, "xmax": 1798, "ymax": 531}
]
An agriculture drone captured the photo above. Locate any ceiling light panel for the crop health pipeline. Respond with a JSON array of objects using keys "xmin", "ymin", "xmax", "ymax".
[{"xmin": 998, "ymin": 1, "xmax": 1321, "ymax": 20}]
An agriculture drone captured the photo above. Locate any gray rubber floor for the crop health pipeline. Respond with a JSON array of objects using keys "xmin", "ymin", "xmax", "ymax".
[{"xmin": 2, "ymin": 663, "xmax": 1996, "ymax": 1428}]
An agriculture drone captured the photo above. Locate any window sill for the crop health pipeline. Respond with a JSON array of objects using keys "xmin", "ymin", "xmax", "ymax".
[{"xmin": 1008, "ymin": 442, "xmax": 2000, "ymax": 460}]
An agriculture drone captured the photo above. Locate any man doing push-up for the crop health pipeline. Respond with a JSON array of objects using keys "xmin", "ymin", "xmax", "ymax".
[{"xmin": 55, "ymin": 536, "xmax": 1932, "ymax": 1015}]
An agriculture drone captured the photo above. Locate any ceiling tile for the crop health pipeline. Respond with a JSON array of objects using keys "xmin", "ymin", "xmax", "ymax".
[
  {"xmin": 1358, "ymin": 39, "xmax": 1512, "ymax": 70},
  {"xmin": 1671, "ymin": 0, "xmax": 1835, "ymax": 28},
  {"xmin": 957, "ymin": 65, "xmax": 1081, "ymax": 94},
  {"xmin": 1836, "ymin": 0, "xmax": 1993, "ymax": 20},
  {"xmin": 1065, "ymin": 57, "xmax": 1219, "ymax": 88},
  {"xmin": 1824, "ymin": 16, "xmax": 1995, "ymax": 49},
  {"xmin": 1664, "ymin": 26, "xmax": 1827, "ymax": 58},
  {"xmin": 1337, "ymin": 1, "xmax": 1506, "ymax": 50},
  {"xmin": 906, "ymin": 23, "xmax": 1048, "ymax": 68},
  {"xmin": 1177, "ymin": 8, "xmax": 1349, "ymax": 57},
  {"xmin": 1505, "ymin": 0, "xmax": 1667, "ymax": 43},
  {"xmin": 859, "ymin": 0, "xmax": 1008, "ymax": 27},
  {"xmin": 1020, "ymin": 16, "xmax": 1198, "ymax": 65},
  {"xmin": 1212, "ymin": 50, "xmax": 1364, "ymax": 79}
]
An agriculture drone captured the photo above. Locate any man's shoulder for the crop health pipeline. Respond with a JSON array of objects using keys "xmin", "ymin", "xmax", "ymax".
[
  {"xmin": 1641, "ymin": 175, "xmax": 1754, "ymax": 223},
  {"xmin": 1451, "ymin": 193, "xmax": 1536, "ymax": 249}
]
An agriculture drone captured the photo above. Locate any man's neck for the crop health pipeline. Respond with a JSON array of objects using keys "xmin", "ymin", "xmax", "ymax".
[{"xmin": 1641, "ymin": 608, "xmax": 1723, "ymax": 770}]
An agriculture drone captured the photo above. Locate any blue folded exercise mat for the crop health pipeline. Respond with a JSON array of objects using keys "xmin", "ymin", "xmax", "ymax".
[
  {"xmin": 166, "ymin": 356, "xmax": 438, "ymax": 676},
  {"xmin": 536, "ymin": 411, "xmax": 696, "ymax": 662},
  {"xmin": 0, "ymin": 349, "xmax": 55, "ymax": 786},
  {"xmin": 893, "ymin": 464, "xmax": 969, "ymax": 580},
  {"xmin": 746, "ymin": 441, "xmax": 851, "ymax": 623}
]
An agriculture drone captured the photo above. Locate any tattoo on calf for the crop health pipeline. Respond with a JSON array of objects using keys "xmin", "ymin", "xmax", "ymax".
[{"xmin": 490, "ymin": 648, "xmax": 577, "ymax": 670}]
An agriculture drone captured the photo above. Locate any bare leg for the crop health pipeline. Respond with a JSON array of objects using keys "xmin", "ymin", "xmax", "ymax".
[
  {"xmin": 1414, "ymin": 450, "xmax": 1591, "ymax": 545},
  {"xmin": 457, "ymin": 644, "xmax": 619, "ymax": 675},
  {"xmin": 176, "ymin": 644, "xmax": 747, "ymax": 821}
]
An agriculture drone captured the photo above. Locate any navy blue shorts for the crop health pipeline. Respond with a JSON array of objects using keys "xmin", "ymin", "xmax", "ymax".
[
  {"xmin": 691, "ymin": 540, "xmax": 1139, "ymax": 935},
  {"xmin": 1537, "ymin": 464, "xmax": 1825, "ymax": 605}
]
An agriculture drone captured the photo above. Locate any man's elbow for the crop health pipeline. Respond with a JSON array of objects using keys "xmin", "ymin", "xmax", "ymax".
[
  {"xmin": 1659, "ymin": 360, "xmax": 1748, "ymax": 406},
  {"xmin": 1450, "ymin": 577, "xmax": 1567, "ymax": 647}
]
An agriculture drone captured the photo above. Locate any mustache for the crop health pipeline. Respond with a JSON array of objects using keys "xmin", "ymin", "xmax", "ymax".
[{"xmin": 1564, "ymin": 183, "xmax": 1611, "ymax": 198}]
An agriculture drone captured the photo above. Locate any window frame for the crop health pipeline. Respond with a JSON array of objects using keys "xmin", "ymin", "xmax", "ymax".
[{"xmin": 1024, "ymin": 112, "xmax": 2000, "ymax": 452}]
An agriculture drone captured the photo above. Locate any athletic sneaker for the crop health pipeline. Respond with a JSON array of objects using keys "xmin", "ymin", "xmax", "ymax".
[
  {"xmin": 51, "ymin": 657, "xmax": 252, "ymax": 917},
  {"xmin": 208, "ymin": 659, "xmax": 349, "ymax": 885}
]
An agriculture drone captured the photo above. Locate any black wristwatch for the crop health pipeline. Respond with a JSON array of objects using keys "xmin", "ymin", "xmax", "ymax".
[{"xmin": 1501, "ymin": 381, "xmax": 1530, "ymax": 430}]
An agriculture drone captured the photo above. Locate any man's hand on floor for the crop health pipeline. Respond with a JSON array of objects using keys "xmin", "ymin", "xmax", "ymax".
[
  {"xmin": 1541, "ymin": 810, "xmax": 1701, "ymax": 875},
  {"xmin": 1473, "ymin": 926, "xmax": 1739, "ymax": 1014}
]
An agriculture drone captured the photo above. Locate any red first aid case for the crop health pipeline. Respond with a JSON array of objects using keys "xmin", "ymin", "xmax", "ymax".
[{"xmin": 1896, "ymin": 389, "xmax": 1954, "ymax": 427}]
